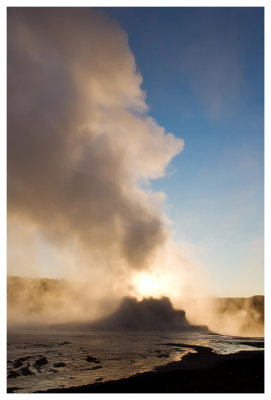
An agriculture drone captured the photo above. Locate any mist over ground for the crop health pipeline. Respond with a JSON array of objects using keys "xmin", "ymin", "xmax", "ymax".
[{"xmin": 7, "ymin": 276, "xmax": 264, "ymax": 337}]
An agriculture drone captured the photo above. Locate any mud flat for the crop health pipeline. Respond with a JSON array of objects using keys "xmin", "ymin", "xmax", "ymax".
[{"xmin": 38, "ymin": 343, "xmax": 264, "ymax": 393}]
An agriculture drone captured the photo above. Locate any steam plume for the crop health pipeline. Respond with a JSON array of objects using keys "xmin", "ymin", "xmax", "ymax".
[
  {"xmin": 7, "ymin": 9, "xmax": 264, "ymax": 338},
  {"xmin": 7, "ymin": 8, "xmax": 184, "ymax": 282}
]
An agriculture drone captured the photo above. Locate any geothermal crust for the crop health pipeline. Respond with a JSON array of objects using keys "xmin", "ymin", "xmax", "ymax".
[{"xmin": 88, "ymin": 296, "xmax": 208, "ymax": 331}]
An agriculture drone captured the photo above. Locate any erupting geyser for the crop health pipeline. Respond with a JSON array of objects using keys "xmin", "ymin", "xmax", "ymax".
[{"xmin": 87, "ymin": 297, "xmax": 209, "ymax": 331}]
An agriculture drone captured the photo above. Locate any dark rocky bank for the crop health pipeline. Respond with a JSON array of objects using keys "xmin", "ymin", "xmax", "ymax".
[{"xmin": 39, "ymin": 344, "xmax": 264, "ymax": 393}]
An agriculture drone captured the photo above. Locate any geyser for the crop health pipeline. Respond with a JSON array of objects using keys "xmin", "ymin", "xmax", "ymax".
[{"xmin": 87, "ymin": 297, "xmax": 208, "ymax": 331}]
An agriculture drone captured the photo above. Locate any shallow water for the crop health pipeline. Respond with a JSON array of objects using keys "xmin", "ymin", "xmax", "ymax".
[{"xmin": 7, "ymin": 329, "xmax": 264, "ymax": 393}]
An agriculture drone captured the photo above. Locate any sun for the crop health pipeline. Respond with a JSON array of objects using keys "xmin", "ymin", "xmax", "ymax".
[{"xmin": 132, "ymin": 273, "xmax": 163, "ymax": 298}]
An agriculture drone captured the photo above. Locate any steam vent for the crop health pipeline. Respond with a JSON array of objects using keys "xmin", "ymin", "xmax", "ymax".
[{"xmin": 90, "ymin": 297, "xmax": 208, "ymax": 331}]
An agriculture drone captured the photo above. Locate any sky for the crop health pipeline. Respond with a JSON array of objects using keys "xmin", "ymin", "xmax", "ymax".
[
  {"xmin": 104, "ymin": 7, "xmax": 264, "ymax": 296},
  {"xmin": 6, "ymin": 6, "xmax": 264, "ymax": 298}
]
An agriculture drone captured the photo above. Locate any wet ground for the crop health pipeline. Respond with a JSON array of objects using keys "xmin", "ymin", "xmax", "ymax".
[{"xmin": 7, "ymin": 329, "xmax": 264, "ymax": 393}]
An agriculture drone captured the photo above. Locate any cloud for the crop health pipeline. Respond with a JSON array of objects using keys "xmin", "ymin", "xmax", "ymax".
[{"xmin": 7, "ymin": 7, "xmax": 184, "ymax": 279}]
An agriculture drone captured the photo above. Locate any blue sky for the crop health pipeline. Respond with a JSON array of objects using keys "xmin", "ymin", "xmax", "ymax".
[{"xmin": 104, "ymin": 7, "xmax": 264, "ymax": 296}]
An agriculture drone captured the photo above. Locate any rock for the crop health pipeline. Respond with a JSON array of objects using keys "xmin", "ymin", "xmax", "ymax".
[
  {"xmin": 59, "ymin": 341, "xmax": 70, "ymax": 346},
  {"xmin": 17, "ymin": 356, "xmax": 31, "ymax": 362},
  {"xmin": 89, "ymin": 297, "xmax": 192, "ymax": 331},
  {"xmin": 86, "ymin": 356, "xmax": 100, "ymax": 364},
  {"xmin": 53, "ymin": 362, "xmax": 66, "ymax": 368},
  {"xmin": 13, "ymin": 360, "xmax": 24, "ymax": 368},
  {"xmin": 157, "ymin": 353, "xmax": 169, "ymax": 358},
  {"xmin": 20, "ymin": 366, "xmax": 35, "ymax": 376},
  {"xmin": 34, "ymin": 357, "xmax": 48, "ymax": 367},
  {"xmin": 7, "ymin": 370, "xmax": 20, "ymax": 379},
  {"xmin": 7, "ymin": 387, "xmax": 20, "ymax": 393}
]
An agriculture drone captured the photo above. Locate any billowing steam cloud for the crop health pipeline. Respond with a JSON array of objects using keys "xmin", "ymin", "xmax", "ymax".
[
  {"xmin": 7, "ymin": 7, "xmax": 184, "ymax": 281},
  {"xmin": 7, "ymin": 9, "xmax": 264, "ymax": 338}
]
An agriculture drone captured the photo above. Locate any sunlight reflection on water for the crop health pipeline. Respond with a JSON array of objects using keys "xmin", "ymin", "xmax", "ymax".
[{"xmin": 7, "ymin": 330, "xmax": 263, "ymax": 393}]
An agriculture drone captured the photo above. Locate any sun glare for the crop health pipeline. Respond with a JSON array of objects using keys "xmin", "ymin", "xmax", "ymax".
[{"xmin": 132, "ymin": 273, "xmax": 163, "ymax": 298}]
